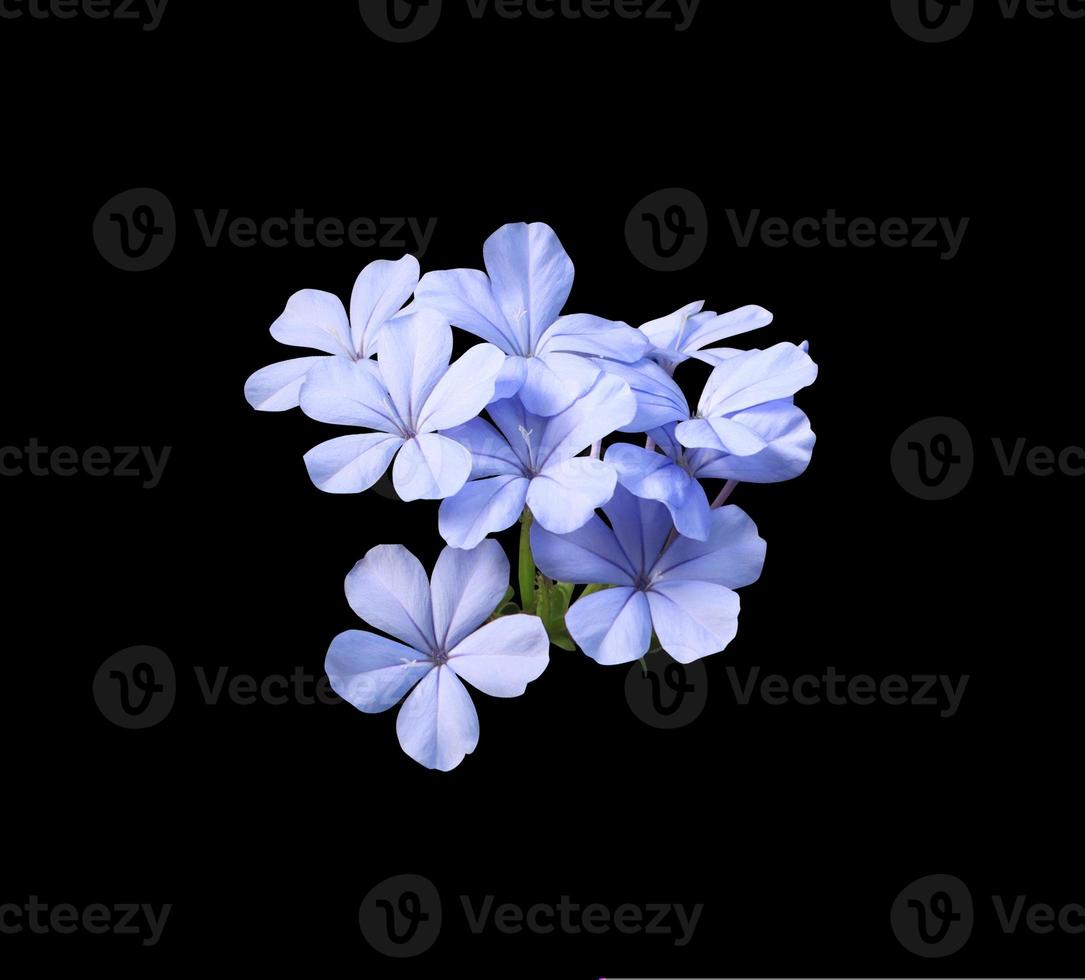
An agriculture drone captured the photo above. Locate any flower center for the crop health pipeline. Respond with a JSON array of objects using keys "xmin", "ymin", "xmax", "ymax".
[{"xmin": 432, "ymin": 648, "xmax": 449, "ymax": 666}]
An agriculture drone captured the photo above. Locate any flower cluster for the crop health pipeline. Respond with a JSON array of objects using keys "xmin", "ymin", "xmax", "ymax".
[{"xmin": 246, "ymin": 222, "xmax": 817, "ymax": 770}]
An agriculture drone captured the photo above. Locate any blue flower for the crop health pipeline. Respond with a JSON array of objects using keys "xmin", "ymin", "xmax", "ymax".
[
  {"xmin": 601, "ymin": 343, "xmax": 816, "ymax": 539},
  {"xmin": 438, "ymin": 373, "xmax": 636, "ymax": 549},
  {"xmin": 675, "ymin": 341, "xmax": 817, "ymax": 457},
  {"xmin": 244, "ymin": 255, "xmax": 420, "ymax": 412},
  {"xmin": 531, "ymin": 487, "xmax": 766, "ymax": 665},
  {"xmin": 298, "ymin": 310, "xmax": 505, "ymax": 501},
  {"xmin": 639, "ymin": 300, "xmax": 773, "ymax": 369},
  {"xmin": 326, "ymin": 541, "xmax": 550, "ymax": 771},
  {"xmin": 415, "ymin": 222, "xmax": 648, "ymax": 416},
  {"xmin": 607, "ymin": 410, "xmax": 815, "ymax": 542}
]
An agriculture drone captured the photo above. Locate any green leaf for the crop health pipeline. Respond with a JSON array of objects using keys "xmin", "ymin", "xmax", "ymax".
[
  {"xmin": 549, "ymin": 630, "xmax": 577, "ymax": 652},
  {"xmin": 536, "ymin": 577, "xmax": 577, "ymax": 651}
]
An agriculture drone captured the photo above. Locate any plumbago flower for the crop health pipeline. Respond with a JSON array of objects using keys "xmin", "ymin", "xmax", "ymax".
[
  {"xmin": 605, "ymin": 342, "xmax": 818, "ymax": 539},
  {"xmin": 326, "ymin": 541, "xmax": 550, "ymax": 771},
  {"xmin": 299, "ymin": 309, "xmax": 504, "ymax": 501},
  {"xmin": 531, "ymin": 487, "xmax": 767, "ymax": 665},
  {"xmin": 245, "ymin": 219, "xmax": 819, "ymax": 772},
  {"xmin": 438, "ymin": 372, "xmax": 636, "ymax": 549},
  {"xmin": 244, "ymin": 255, "xmax": 419, "ymax": 411},
  {"xmin": 416, "ymin": 222, "xmax": 648, "ymax": 415}
]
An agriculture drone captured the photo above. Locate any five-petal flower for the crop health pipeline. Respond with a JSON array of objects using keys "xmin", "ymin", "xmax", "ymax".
[
  {"xmin": 438, "ymin": 372, "xmax": 636, "ymax": 549},
  {"xmin": 676, "ymin": 342, "xmax": 818, "ymax": 458},
  {"xmin": 299, "ymin": 309, "xmax": 505, "ymax": 501},
  {"xmin": 326, "ymin": 541, "xmax": 550, "ymax": 771},
  {"xmin": 531, "ymin": 487, "xmax": 766, "ymax": 665},
  {"xmin": 416, "ymin": 222, "xmax": 648, "ymax": 415},
  {"xmin": 244, "ymin": 254, "xmax": 420, "ymax": 412}
]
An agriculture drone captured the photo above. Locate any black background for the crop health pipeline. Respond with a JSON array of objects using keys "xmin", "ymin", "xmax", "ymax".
[{"xmin": 2, "ymin": 1, "xmax": 1083, "ymax": 977}]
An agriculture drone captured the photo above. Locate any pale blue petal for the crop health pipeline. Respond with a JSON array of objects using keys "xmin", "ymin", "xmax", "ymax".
[
  {"xmin": 416, "ymin": 343, "xmax": 505, "ymax": 433},
  {"xmin": 485, "ymin": 397, "xmax": 535, "ymax": 471},
  {"xmin": 414, "ymin": 267, "xmax": 521, "ymax": 353},
  {"xmin": 675, "ymin": 416, "xmax": 769, "ymax": 457},
  {"xmin": 447, "ymin": 615, "xmax": 550, "ymax": 697},
  {"xmin": 430, "ymin": 540, "xmax": 511, "ymax": 650},
  {"xmin": 269, "ymin": 288, "xmax": 354, "ymax": 358},
  {"xmin": 638, "ymin": 300, "xmax": 705, "ymax": 364},
  {"xmin": 244, "ymin": 356, "xmax": 327, "ymax": 412},
  {"xmin": 304, "ymin": 432, "xmax": 403, "ymax": 494},
  {"xmin": 605, "ymin": 444, "xmax": 710, "ymax": 541},
  {"xmin": 566, "ymin": 587, "xmax": 653, "ymax": 666},
  {"xmin": 483, "ymin": 222, "xmax": 573, "ymax": 353},
  {"xmin": 441, "ymin": 417, "xmax": 525, "ymax": 479},
  {"xmin": 698, "ymin": 342, "xmax": 818, "ymax": 417},
  {"xmin": 349, "ymin": 255, "xmax": 420, "ymax": 359},
  {"xmin": 325, "ymin": 629, "xmax": 431, "ymax": 713},
  {"xmin": 299, "ymin": 357, "xmax": 400, "ymax": 432},
  {"xmin": 682, "ymin": 304, "xmax": 773, "ymax": 353},
  {"xmin": 493, "ymin": 355, "xmax": 529, "ymax": 401},
  {"xmin": 652, "ymin": 505, "xmax": 767, "ymax": 589},
  {"xmin": 647, "ymin": 581, "xmax": 741, "ymax": 664},
  {"xmin": 527, "ymin": 457, "xmax": 617, "ymax": 535},
  {"xmin": 593, "ymin": 359, "xmax": 688, "ymax": 433},
  {"xmin": 530, "ymin": 515, "xmax": 636, "ymax": 586},
  {"xmin": 396, "ymin": 666, "xmax": 479, "ymax": 771},
  {"xmin": 694, "ymin": 402, "xmax": 815, "ymax": 483},
  {"xmin": 534, "ymin": 371, "xmax": 636, "ymax": 467},
  {"xmin": 345, "ymin": 545, "xmax": 435, "ymax": 651},
  {"xmin": 377, "ymin": 309, "xmax": 453, "ymax": 425},
  {"xmin": 647, "ymin": 422, "xmax": 684, "ymax": 461},
  {"xmin": 518, "ymin": 351, "xmax": 600, "ymax": 417},
  {"xmin": 438, "ymin": 475, "xmax": 530, "ymax": 550},
  {"xmin": 602, "ymin": 485, "xmax": 673, "ymax": 578},
  {"xmin": 392, "ymin": 433, "xmax": 472, "ymax": 501},
  {"xmin": 536, "ymin": 314, "xmax": 649, "ymax": 363}
]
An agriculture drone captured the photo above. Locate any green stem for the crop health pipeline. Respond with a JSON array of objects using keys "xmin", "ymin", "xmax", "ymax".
[{"xmin": 519, "ymin": 508, "xmax": 537, "ymax": 614}]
